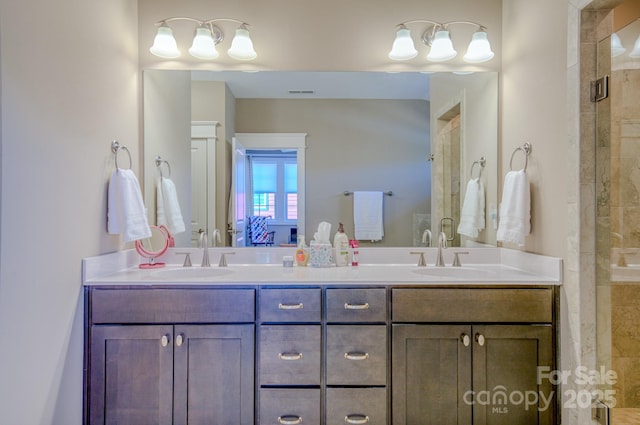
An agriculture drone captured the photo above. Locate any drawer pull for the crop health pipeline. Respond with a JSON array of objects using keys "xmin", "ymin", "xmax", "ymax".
[
  {"xmin": 175, "ymin": 334, "xmax": 184, "ymax": 347},
  {"xmin": 278, "ymin": 302, "xmax": 304, "ymax": 310},
  {"xmin": 278, "ymin": 415, "xmax": 303, "ymax": 424},
  {"xmin": 344, "ymin": 302, "xmax": 370, "ymax": 310},
  {"xmin": 344, "ymin": 352, "xmax": 369, "ymax": 361},
  {"xmin": 161, "ymin": 334, "xmax": 170, "ymax": 347},
  {"xmin": 345, "ymin": 415, "xmax": 370, "ymax": 424},
  {"xmin": 278, "ymin": 352, "xmax": 303, "ymax": 361},
  {"xmin": 460, "ymin": 333, "xmax": 470, "ymax": 347},
  {"xmin": 475, "ymin": 333, "xmax": 486, "ymax": 346}
]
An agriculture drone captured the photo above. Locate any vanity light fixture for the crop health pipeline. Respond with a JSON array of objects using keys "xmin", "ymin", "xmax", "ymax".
[
  {"xmin": 611, "ymin": 33, "xmax": 626, "ymax": 57},
  {"xmin": 388, "ymin": 20, "xmax": 494, "ymax": 63},
  {"xmin": 630, "ymin": 34, "xmax": 640, "ymax": 58},
  {"xmin": 150, "ymin": 17, "xmax": 257, "ymax": 61}
]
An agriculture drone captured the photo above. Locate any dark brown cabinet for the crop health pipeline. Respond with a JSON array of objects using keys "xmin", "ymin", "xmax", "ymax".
[
  {"xmin": 85, "ymin": 288, "xmax": 255, "ymax": 425},
  {"xmin": 391, "ymin": 288, "xmax": 555, "ymax": 425},
  {"xmin": 85, "ymin": 284, "xmax": 557, "ymax": 425}
]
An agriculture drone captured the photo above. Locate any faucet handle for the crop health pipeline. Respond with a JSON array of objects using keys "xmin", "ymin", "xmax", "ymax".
[
  {"xmin": 219, "ymin": 252, "xmax": 236, "ymax": 267},
  {"xmin": 410, "ymin": 251, "xmax": 427, "ymax": 267},
  {"xmin": 176, "ymin": 252, "xmax": 192, "ymax": 267},
  {"xmin": 452, "ymin": 251, "xmax": 469, "ymax": 267}
]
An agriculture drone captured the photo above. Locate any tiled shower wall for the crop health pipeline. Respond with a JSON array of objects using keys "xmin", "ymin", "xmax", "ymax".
[
  {"xmin": 588, "ymin": 0, "xmax": 640, "ymax": 413},
  {"xmin": 610, "ymin": 68, "xmax": 640, "ymax": 408}
]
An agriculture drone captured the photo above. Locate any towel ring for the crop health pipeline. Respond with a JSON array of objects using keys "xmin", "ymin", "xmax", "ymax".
[
  {"xmin": 470, "ymin": 157, "xmax": 486, "ymax": 179},
  {"xmin": 155, "ymin": 156, "xmax": 171, "ymax": 178},
  {"xmin": 509, "ymin": 142, "xmax": 531, "ymax": 171},
  {"xmin": 111, "ymin": 140, "xmax": 132, "ymax": 170}
]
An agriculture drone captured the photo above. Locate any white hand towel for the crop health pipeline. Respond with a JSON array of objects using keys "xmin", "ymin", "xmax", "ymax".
[
  {"xmin": 353, "ymin": 191, "xmax": 384, "ymax": 241},
  {"xmin": 457, "ymin": 178, "xmax": 485, "ymax": 238},
  {"xmin": 156, "ymin": 176, "xmax": 186, "ymax": 235},
  {"xmin": 107, "ymin": 169, "xmax": 152, "ymax": 243},
  {"xmin": 496, "ymin": 170, "xmax": 531, "ymax": 246}
]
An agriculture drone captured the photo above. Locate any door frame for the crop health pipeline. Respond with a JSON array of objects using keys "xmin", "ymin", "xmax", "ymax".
[
  {"xmin": 191, "ymin": 121, "xmax": 218, "ymax": 244},
  {"xmin": 234, "ymin": 133, "xmax": 307, "ymax": 237}
]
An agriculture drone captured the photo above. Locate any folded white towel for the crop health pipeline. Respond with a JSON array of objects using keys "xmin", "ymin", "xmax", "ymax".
[
  {"xmin": 353, "ymin": 191, "xmax": 384, "ymax": 241},
  {"xmin": 457, "ymin": 178, "xmax": 485, "ymax": 238},
  {"xmin": 156, "ymin": 176, "xmax": 185, "ymax": 235},
  {"xmin": 496, "ymin": 170, "xmax": 531, "ymax": 246},
  {"xmin": 108, "ymin": 169, "xmax": 152, "ymax": 243}
]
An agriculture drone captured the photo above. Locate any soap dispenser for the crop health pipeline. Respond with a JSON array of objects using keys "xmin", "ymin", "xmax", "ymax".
[
  {"xmin": 295, "ymin": 235, "xmax": 309, "ymax": 266},
  {"xmin": 333, "ymin": 222, "xmax": 349, "ymax": 267}
]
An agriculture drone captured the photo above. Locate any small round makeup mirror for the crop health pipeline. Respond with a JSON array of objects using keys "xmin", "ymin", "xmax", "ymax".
[{"xmin": 135, "ymin": 225, "xmax": 172, "ymax": 269}]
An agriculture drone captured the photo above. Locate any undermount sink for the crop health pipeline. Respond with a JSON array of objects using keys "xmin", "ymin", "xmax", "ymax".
[
  {"xmin": 151, "ymin": 267, "xmax": 234, "ymax": 280},
  {"xmin": 412, "ymin": 267, "xmax": 492, "ymax": 278}
]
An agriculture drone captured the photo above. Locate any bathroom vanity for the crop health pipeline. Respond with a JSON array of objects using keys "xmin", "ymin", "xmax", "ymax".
[{"xmin": 83, "ymin": 247, "xmax": 561, "ymax": 425}]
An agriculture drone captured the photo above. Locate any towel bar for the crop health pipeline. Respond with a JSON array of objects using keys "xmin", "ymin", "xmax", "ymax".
[{"xmin": 344, "ymin": 191, "xmax": 393, "ymax": 196}]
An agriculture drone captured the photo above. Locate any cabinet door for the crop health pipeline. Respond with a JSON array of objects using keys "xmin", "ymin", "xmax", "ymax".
[
  {"xmin": 89, "ymin": 325, "xmax": 174, "ymax": 425},
  {"xmin": 174, "ymin": 324, "xmax": 254, "ymax": 425},
  {"xmin": 472, "ymin": 325, "xmax": 554, "ymax": 425},
  {"xmin": 392, "ymin": 324, "xmax": 472, "ymax": 425}
]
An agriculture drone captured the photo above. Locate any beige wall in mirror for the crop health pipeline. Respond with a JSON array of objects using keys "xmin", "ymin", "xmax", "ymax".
[{"xmin": 142, "ymin": 70, "xmax": 498, "ymax": 248}]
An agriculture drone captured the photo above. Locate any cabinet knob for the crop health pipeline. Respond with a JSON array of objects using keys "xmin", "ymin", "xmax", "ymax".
[
  {"xmin": 460, "ymin": 333, "xmax": 470, "ymax": 347},
  {"xmin": 344, "ymin": 352, "xmax": 369, "ymax": 361},
  {"xmin": 176, "ymin": 334, "xmax": 184, "ymax": 347},
  {"xmin": 278, "ymin": 302, "xmax": 304, "ymax": 310},
  {"xmin": 278, "ymin": 352, "xmax": 303, "ymax": 361},
  {"xmin": 344, "ymin": 302, "xmax": 370, "ymax": 310},
  {"xmin": 161, "ymin": 334, "xmax": 170, "ymax": 347},
  {"xmin": 345, "ymin": 415, "xmax": 370, "ymax": 424},
  {"xmin": 278, "ymin": 415, "xmax": 303, "ymax": 425},
  {"xmin": 475, "ymin": 333, "xmax": 486, "ymax": 346}
]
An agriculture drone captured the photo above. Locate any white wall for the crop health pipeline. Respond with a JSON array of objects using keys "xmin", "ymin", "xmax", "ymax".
[
  {"xmin": 501, "ymin": 0, "xmax": 569, "ymax": 257},
  {"xmin": 0, "ymin": 0, "xmax": 583, "ymax": 423},
  {"xmin": 138, "ymin": 0, "xmax": 502, "ymax": 73},
  {"xmin": 143, "ymin": 70, "xmax": 192, "ymax": 247},
  {"xmin": 0, "ymin": 0, "xmax": 139, "ymax": 424}
]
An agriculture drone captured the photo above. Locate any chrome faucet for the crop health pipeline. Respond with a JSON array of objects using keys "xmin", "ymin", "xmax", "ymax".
[
  {"xmin": 211, "ymin": 228, "xmax": 222, "ymax": 247},
  {"xmin": 435, "ymin": 232, "xmax": 447, "ymax": 267},
  {"xmin": 422, "ymin": 229, "xmax": 432, "ymax": 247},
  {"xmin": 199, "ymin": 231, "xmax": 211, "ymax": 267}
]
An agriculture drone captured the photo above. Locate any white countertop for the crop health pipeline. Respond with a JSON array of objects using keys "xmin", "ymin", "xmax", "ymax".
[{"xmin": 83, "ymin": 247, "xmax": 562, "ymax": 286}]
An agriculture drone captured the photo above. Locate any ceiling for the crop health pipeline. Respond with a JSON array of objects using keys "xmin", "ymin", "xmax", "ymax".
[{"xmin": 190, "ymin": 70, "xmax": 433, "ymax": 100}]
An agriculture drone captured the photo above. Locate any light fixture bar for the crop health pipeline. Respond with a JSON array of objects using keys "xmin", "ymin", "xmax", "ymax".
[
  {"xmin": 389, "ymin": 19, "xmax": 494, "ymax": 64},
  {"xmin": 150, "ymin": 17, "xmax": 257, "ymax": 61}
]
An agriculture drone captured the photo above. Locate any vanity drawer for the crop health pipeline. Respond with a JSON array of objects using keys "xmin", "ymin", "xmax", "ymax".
[
  {"xmin": 326, "ymin": 325, "xmax": 387, "ymax": 386},
  {"xmin": 259, "ymin": 325, "xmax": 321, "ymax": 385},
  {"xmin": 326, "ymin": 388, "xmax": 387, "ymax": 425},
  {"xmin": 90, "ymin": 288, "xmax": 255, "ymax": 324},
  {"xmin": 326, "ymin": 288, "xmax": 387, "ymax": 323},
  {"xmin": 392, "ymin": 288, "xmax": 553, "ymax": 323},
  {"xmin": 259, "ymin": 388, "xmax": 320, "ymax": 425},
  {"xmin": 259, "ymin": 288, "xmax": 321, "ymax": 323}
]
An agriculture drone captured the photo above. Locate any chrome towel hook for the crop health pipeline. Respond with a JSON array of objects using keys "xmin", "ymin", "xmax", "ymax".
[
  {"xmin": 111, "ymin": 140, "xmax": 132, "ymax": 171},
  {"xmin": 509, "ymin": 142, "xmax": 531, "ymax": 172}
]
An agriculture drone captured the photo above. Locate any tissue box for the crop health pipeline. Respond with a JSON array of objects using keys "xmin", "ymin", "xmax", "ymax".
[{"xmin": 308, "ymin": 242, "xmax": 333, "ymax": 267}]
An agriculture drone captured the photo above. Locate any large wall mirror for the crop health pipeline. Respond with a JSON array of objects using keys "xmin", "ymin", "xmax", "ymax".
[{"xmin": 143, "ymin": 70, "xmax": 498, "ymax": 248}]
